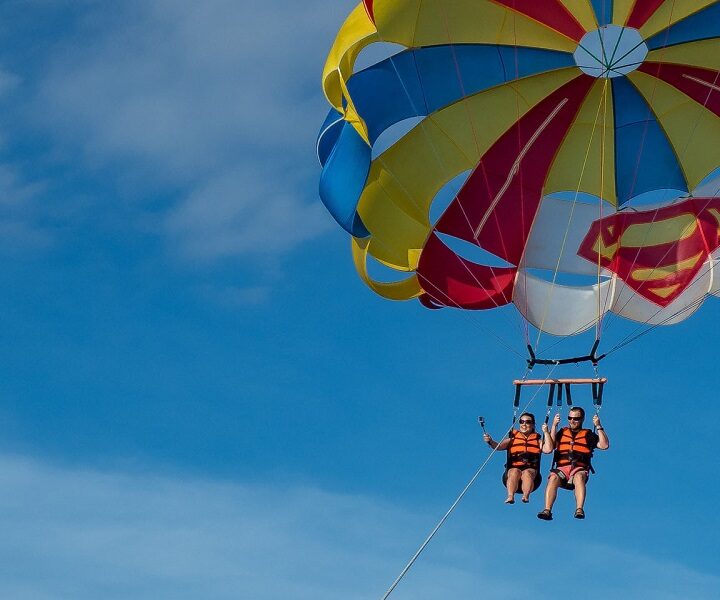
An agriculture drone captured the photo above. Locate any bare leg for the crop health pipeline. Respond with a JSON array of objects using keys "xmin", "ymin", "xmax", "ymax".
[
  {"xmin": 573, "ymin": 472, "xmax": 588, "ymax": 511},
  {"xmin": 505, "ymin": 468, "xmax": 520, "ymax": 503},
  {"xmin": 520, "ymin": 469, "xmax": 536, "ymax": 503},
  {"xmin": 544, "ymin": 473, "xmax": 561, "ymax": 511}
]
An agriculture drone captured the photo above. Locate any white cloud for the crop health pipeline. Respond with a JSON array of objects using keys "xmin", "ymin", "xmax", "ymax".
[
  {"xmin": 198, "ymin": 283, "xmax": 272, "ymax": 307},
  {"xmin": 0, "ymin": 164, "xmax": 52, "ymax": 252},
  {"xmin": 29, "ymin": 0, "xmax": 353, "ymax": 262},
  {"xmin": 0, "ymin": 454, "xmax": 716, "ymax": 600},
  {"xmin": 0, "ymin": 73, "xmax": 19, "ymax": 103},
  {"xmin": 163, "ymin": 167, "xmax": 331, "ymax": 262}
]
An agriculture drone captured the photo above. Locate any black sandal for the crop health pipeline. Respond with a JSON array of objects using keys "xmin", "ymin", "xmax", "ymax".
[
  {"xmin": 574, "ymin": 508, "xmax": 585, "ymax": 519},
  {"xmin": 537, "ymin": 509, "xmax": 553, "ymax": 521}
]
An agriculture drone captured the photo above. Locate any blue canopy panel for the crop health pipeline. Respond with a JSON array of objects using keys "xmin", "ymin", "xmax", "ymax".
[
  {"xmin": 317, "ymin": 108, "xmax": 344, "ymax": 166},
  {"xmin": 612, "ymin": 77, "xmax": 687, "ymax": 204},
  {"xmin": 316, "ymin": 45, "xmax": 574, "ymax": 236},
  {"xmin": 318, "ymin": 120, "xmax": 371, "ymax": 237},
  {"xmin": 646, "ymin": 3, "xmax": 720, "ymax": 50},
  {"xmin": 348, "ymin": 45, "xmax": 575, "ymax": 145},
  {"xmin": 591, "ymin": 0, "xmax": 613, "ymax": 26}
]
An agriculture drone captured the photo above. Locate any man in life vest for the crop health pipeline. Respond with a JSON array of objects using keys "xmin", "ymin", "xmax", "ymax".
[
  {"xmin": 483, "ymin": 412, "xmax": 548, "ymax": 504},
  {"xmin": 537, "ymin": 407, "xmax": 609, "ymax": 521}
]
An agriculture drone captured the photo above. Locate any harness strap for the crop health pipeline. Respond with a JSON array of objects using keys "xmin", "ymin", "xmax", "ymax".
[{"xmin": 544, "ymin": 384, "xmax": 555, "ymax": 424}]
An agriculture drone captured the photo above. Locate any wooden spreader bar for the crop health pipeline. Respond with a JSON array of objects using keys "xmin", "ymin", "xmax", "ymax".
[{"xmin": 513, "ymin": 378, "xmax": 607, "ymax": 386}]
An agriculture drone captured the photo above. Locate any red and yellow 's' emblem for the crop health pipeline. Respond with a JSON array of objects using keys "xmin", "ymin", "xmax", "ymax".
[{"xmin": 578, "ymin": 198, "xmax": 720, "ymax": 307}]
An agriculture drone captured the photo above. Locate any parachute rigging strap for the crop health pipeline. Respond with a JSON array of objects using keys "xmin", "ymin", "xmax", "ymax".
[
  {"xmin": 509, "ymin": 383, "xmax": 522, "ymax": 435},
  {"xmin": 514, "ymin": 378, "xmax": 604, "ymax": 423},
  {"xmin": 545, "ymin": 383, "xmax": 555, "ymax": 424},
  {"xmin": 526, "ymin": 339, "xmax": 606, "ymax": 369},
  {"xmin": 533, "ymin": 76, "xmax": 610, "ymax": 353},
  {"xmin": 592, "ymin": 379, "xmax": 605, "ymax": 416},
  {"xmin": 379, "ymin": 364, "xmax": 560, "ymax": 600}
]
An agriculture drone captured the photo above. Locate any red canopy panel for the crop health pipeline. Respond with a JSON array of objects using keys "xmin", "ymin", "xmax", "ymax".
[
  {"xmin": 417, "ymin": 233, "xmax": 516, "ymax": 310},
  {"xmin": 435, "ymin": 74, "xmax": 596, "ymax": 267}
]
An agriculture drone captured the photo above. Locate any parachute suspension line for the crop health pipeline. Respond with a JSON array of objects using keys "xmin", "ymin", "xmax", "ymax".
[
  {"xmin": 532, "ymin": 78, "xmax": 610, "ymax": 353},
  {"xmin": 352, "ymin": 187, "xmax": 526, "ymax": 356},
  {"xmin": 600, "ymin": 162, "xmax": 717, "ymax": 338},
  {"xmin": 510, "ymin": 5, "xmax": 532, "ymax": 348},
  {"xmin": 379, "ymin": 363, "xmax": 560, "ymax": 600},
  {"xmin": 584, "ymin": 0, "xmax": 688, "ymax": 338},
  {"xmin": 606, "ymin": 295, "xmax": 708, "ymax": 356},
  {"xmin": 603, "ymin": 24, "xmax": 627, "ymax": 78},
  {"xmin": 538, "ymin": 200, "xmax": 720, "ymax": 356},
  {"xmin": 372, "ymin": 18, "xmax": 525, "ymax": 338},
  {"xmin": 364, "ymin": 37, "xmax": 527, "ymax": 342},
  {"xmin": 598, "ymin": 0, "xmax": 720, "ymax": 339},
  {"xmin": 606, "ymin": 208, "xmax": 720, "ymax": 355},
  {"xmin": 349, "ymin": 201, "xmax": 525, "ymax": 358},
  {"xmin": 416, "ymin": 272, "xmax": 526, "ymax": 359},
  {"xmin": 418, "ymin": 1, "xmax": 530, "ymax": 339},
  {"xmin": 537, "ymin": 52, "xmax": 717, "ymax": 357},
  {"xmin": 604, "ymin": 251, "xmax": 720, "ymax": 357},
  {"xmin": 596, "ymin": 75, "xmax": 610, "ymax": 340},
  {"xmin": 542, "ymin": 212, "xmax": 719, "ymax": 358}
]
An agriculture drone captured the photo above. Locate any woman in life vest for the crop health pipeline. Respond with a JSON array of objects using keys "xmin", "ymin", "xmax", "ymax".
[
  {"xmin": 484, "ymin": 412, "xmax": 548, "ymax": 504},
  {"xmin": 537, "ymin": 406, "xmax": 610, "ymax": 521}
]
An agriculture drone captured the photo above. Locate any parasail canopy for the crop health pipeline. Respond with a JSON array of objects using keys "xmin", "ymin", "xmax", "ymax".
[{"xmin": 317, "ymin": 0, "xmax": 720, "ymax": 339}]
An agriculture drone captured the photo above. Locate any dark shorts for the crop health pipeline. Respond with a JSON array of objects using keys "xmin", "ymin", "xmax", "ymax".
[
  {"xmin": 503, "ymin": 467, "xmax": 542, "ymax": 492},
  {"xmin": 508, "ymin": 464, "xmax": 538, "ymax": 472}
]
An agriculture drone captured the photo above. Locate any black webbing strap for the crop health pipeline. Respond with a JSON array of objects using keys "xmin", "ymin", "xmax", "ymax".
[
  {"xmin": 565, "ymin": 383, "xmax": 572, "ymax": 406},
  {"xmin": 510, "ymin": 383, "xmax": 522, "ymax": 432},
  {"xmin": 544, "ymin": 383, "xmax": 556, "ymax": 424},
  {"xmin": 526, "ymin": 339, "xmax": 606, "ymax": 369},
  {"xmin": 556, "ymin": 383, "xmax": 563, "ymax": 407},
  {"xmin": 592, "ymin": 381, "xmax": 605, "ymax": 408}
]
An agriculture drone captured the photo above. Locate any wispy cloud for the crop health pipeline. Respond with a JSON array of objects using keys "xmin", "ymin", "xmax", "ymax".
[
  {"xmin": 0, "ymin": 67, "xmax": 19, "ymax": 99},
  {"xmin": 197, "ymin": 282, "xmax": 272, "ymax": 307},
  {"xmin": 28, "ymin": 0, "xmax": 348, "ymax": 263},
  {"xmin": 0, "ymin": 164, "xmax": 52, "ymax": 252},
  {"xmin": 0, "ymin": 454, "xmax": 716, "ymax": 600},
  {"xmin": 163, "ymin": 166, "xmax": 331, "ymax": 262}
]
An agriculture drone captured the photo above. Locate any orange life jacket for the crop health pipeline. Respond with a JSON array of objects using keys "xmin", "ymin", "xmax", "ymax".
[
  {"xmin": 505, "ymin": 430, "xmax": 542, "ymax": 469},
  {"xmin": 553, "ymin": 427, "xmax": 595, "ymax": 470}
]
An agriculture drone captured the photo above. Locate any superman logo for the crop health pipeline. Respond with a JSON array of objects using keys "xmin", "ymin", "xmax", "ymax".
[{"xmin": 577, "ymin": 198, "xmax": 720, "ymax": 307}]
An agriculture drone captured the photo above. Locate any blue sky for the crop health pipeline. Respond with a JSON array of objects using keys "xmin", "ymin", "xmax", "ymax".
[{"xmin": 0, "ymin": 1, "xmax": 718, "ymax": 598}]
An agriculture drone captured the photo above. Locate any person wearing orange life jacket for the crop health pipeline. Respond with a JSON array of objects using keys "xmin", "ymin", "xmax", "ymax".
[
  {"xmin": 537, "ymin": 406, "xmax": 609, "ymax": 521},
  {"xmin": 484, "ymin": 412, "xmax": 549, "ymax": 504}
]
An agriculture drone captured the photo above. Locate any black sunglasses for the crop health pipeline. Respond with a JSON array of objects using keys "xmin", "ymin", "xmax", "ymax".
[
  {"xmin": 519, "ymin": 419, "xmax": 534, "ymax": 424},
  {"xmin": 568, "ymin": 417, "xmax": 583, "ymax": 421}
]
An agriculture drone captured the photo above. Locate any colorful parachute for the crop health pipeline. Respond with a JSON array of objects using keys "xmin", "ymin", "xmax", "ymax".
[{"xmin": 317, "ymin": 1, "xmax": 720, "ymax": 337}]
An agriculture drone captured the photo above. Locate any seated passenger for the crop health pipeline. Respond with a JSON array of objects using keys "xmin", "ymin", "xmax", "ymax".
[
  {"xmin": 484, "ymin": 412, "xmax": 546, "ymax": 504},
  {"xmin": 537, "ymin": 407, "xmax": 610, "ymax": 521}
]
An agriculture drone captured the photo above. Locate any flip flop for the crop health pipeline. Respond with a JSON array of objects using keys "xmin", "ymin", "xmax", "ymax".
[
  {"xmin": 574, "ymin": 508, "xmax": 585, "ymax": 519},
  {"xmin": 521, "ymin": 497, "xmax": 530, "ymax": 503},
  {"xmin": 505, "ymin": 497, "xmax": 515, "ymax": 504},
  {"xmin": 537, "ymin": 509, "xmax": 553, "ymax": 521}
]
